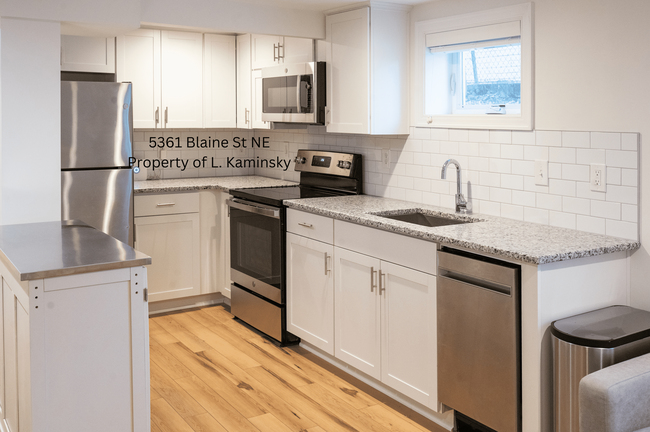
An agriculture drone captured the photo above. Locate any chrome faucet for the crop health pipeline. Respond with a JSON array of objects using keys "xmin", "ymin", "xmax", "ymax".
[{"xmin": 441, "ymin": 159, "xmax": 469, "ymax": 214}]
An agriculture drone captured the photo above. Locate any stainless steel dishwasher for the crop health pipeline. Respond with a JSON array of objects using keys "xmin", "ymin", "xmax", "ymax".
[{"xmin": 437, "ymin": 247, "xmax": 521, "ymax": 432}]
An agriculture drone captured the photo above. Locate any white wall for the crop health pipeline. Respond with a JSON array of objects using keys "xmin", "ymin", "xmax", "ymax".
[
  {"xmin": 408, "ymin": 0, "xmax": 650, "ymax": 319},
  {"xmin": 0, "ymin": 18, "xmax": 61, "ymax": 225}
]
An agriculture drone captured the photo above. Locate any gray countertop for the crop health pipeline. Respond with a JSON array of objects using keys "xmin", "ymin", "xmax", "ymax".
[
  {"xmin": 0, "ymin": 220, "xmax": 151, "ymax": 281},
  {"xmin": 134, "ymin": 175, "xmax": 297, "ymax": 194},
  {"xmin": 285, "ymin": 195, "xmax": 640, "ymax": 265}
]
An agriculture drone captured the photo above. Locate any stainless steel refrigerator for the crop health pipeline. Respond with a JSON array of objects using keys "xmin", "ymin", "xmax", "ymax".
[{"xmin": 61, "ymin": 81, "xmax": 134, "ymax": 246}]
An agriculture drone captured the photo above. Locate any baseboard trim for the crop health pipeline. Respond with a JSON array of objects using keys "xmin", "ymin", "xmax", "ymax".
[{"xmin": 148, "ymin": 292, "xmax": 225, "ymax": 315}]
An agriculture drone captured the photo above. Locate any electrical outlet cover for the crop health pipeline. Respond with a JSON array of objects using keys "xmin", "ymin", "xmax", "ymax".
[
  {"xmin": 590, "ymin": 164, "xmax": 606, "ymax": 192},
  {"xmin": 534, "ymin": 159, "xmax": 548, "ymax": 186}
]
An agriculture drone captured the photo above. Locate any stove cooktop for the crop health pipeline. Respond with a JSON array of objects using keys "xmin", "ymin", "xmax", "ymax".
[{"xmin": 230, "ymin": 185, "xmax": 353, "ymax": 207}]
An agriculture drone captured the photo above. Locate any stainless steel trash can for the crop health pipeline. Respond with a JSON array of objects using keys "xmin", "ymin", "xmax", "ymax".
[{"xmin": 551, "ymin": 305, "xmax": 650, "ymax": 432}]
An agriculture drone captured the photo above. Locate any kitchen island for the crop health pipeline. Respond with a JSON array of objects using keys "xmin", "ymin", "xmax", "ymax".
[
  {"xmin": 0, "ymin": 220, "xmax": 151, "ymax": 432},
  {"xmin": 285, "ymin": 195, "xmax": 639, "ymax": 432}
]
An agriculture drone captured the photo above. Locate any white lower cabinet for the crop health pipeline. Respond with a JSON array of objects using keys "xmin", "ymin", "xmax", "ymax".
[
  {"xmin": 134, "ymin": 193, "xmax": 201, "ymax": 302},
  {"xmin": 286, "ymin": 233, "xmax": 334, "ymax": 354},
  {"xmin": 334, "ymin": 246, "xmax": 438, "ymax": 409},
  {"xmin": 286, "ymin": 209, "xmax": 439, "ymax": 411}
]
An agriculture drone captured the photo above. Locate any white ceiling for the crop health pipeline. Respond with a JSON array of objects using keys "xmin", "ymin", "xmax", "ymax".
[{"xmin": 231, "ymin": 0, "xmax": 431, "ymax": 12}]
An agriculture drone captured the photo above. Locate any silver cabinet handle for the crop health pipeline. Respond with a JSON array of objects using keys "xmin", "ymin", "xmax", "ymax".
[
  {"xmin": 273, "ymin": 43, "xmax": 279, "ymax": 62},
  {"xmin": 324, "ymin": 252, "xmax": 331, "ymax": 275},
  {"xmin": 156, "ymin": 202, "xmax": 176, "ymax": 207},
  {"xmin": 164, "ymin": 107, "xmax": 168, "ymax": 127},
  {"xmin": 245, "ymin": 108, "xmax": 250, "ymax": 124},
  {"xmin": 279, "ymin": 43, "xmax": 285, "ymax": 60},
  {"xmin": 155, "ymin": 107, "xmax": 160, "ymax": 126},
  {"xmin": 298, "ymin": 222, "xmax": 313, "ymax": 228},
  {"xmin": 371, "ymin": 267, "xmax": 377, "ymax": 292},
  {"xmin": 379, "ymin": 270, "xmax": 386, "ymax": 294}
]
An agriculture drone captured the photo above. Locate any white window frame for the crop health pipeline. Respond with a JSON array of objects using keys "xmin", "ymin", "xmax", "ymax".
[{"xmin": 412, "ymin": 3, "xmax": 534, "ymax": 130}]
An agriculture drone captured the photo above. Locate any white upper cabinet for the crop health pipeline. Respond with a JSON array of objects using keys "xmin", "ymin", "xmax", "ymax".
[
  {"xmin": 203, "ymin": 34, "xmax": 236, "ymax": 128},
  {"xmin": 251, "ymin": 34, "xmax": 313, "ymax": 69},
  {"xmin": 325, "ymin": 5, "xmax": 409, "ymax": 135},
  {"xmin": 251, "ymin": 69, "xmax": 270, "ymax": 129},
  {"xmin": 237, "ymin": 34, "xmax": 252, "ymax": 129},
  {"xmin": 61, "ymin": 35, "xmax": 116, "ymax": 73},
  {"xmin": 117, "ymin": 29, "xmax": 203, "ymax": 129}
]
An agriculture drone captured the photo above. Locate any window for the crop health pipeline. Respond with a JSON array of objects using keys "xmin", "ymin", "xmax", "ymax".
[{"xmin": 413, "ymin": 3, "xmax": 533, "ymax": 130}]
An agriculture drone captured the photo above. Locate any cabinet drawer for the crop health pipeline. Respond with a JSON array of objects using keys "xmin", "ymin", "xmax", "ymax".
[
  {"xmin": 135, "ymin": 192, "xmax": 199, "ymax": 216},
  {"xmin": 287, "ymin": 209, "xmax": 334, "ymax": 244},
  {"xmin": 334, "ymin": 220, "xmax": 437, "ymax": 275}
]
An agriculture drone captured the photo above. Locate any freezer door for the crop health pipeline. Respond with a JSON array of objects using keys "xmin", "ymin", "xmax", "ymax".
[
  {"xmin": 61, "ymin": 169, "xmax": 134, "ymax": 246},
  {"xmin": 61, "ymin": 81, "xmax": 133, "ymax": 169}
]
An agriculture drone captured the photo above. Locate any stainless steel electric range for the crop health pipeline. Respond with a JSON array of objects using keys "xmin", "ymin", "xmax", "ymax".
[{"xmin": 227, "ymin": 149, "xmax": 363, "ymax": 345}]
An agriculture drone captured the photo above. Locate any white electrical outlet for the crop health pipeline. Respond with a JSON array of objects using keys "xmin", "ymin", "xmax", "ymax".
[
  {"xmin": 534, "ymin": 160, "xmax": 548, "ymax": 186},
  {"xmin": 590, "ymin": 164, "xmax": 606, "ymax": 192},
  {"xmin": 380, "ymin": 148, "xmax": 390, "ymax": 172}
]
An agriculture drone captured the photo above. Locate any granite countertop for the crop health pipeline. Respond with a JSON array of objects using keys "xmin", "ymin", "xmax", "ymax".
[
  {"xmin": 134, "ymin": 175, "xmax": 297, "ymax": 193},
  {"xmin": 285, "ymin": 195, "xmax": 640, "ymax": 265},
  {"xmin": 0, "ymin": 220, "xmax": 151, "ymax": 281}
]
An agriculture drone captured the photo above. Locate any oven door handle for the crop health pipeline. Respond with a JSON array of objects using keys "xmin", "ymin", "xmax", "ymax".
[{"xmin": 226, "ymin": 198, "xmax": 281, "ymax": 219}]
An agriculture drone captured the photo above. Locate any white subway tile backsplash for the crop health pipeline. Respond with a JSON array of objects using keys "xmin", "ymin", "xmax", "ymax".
[
  {"xmin": 136, "ymin": 125, "xmax": 640, "ymax": 243},
  {"xmin": 577, "ymin": 215, "xmax": 606, "ymax": 235},
  {"xmin": 536, "ymin": 130, "xmax": 562, "ymax": 147},
  {"xmin": 591, "ymin": 200, "xmax": 621, "ymax": 220},
  {"xmin": 622, "ymin": 169, "xmax": 638, "ymax": 187},
  {"xmin": 563, "ymin": 196, "xmax": 591, "ymax": 215},
  {"xmin": 562, "ymin": 131, "xmax": 590, "ymax": 148},
  {"xmin": 489, "ymin": 130, "xmax": 512, "ymax": 144},
  {"xmin": 577, "ymin": 148, "xmax": 606, "ymax": 165},
  {"xmin": 605, "ymin": 150, "xmax": 638, "ymax": 169},
  {"xmin": 606, "ymin": 219, "xmax": 637, "ymax": 241},
  {"xmin": 449, "ymin": 129, "xmax": 469, "ymax": 142},
  {"xmin": 607, "ymin": 167, "xmax": 622, "ymax": 185},
  {"xmin": 524, "ymin": 207, "xmax": 549, "ymax": 225},
  {"xmin": 621, "ymin": 133, "xmax": 639, "ymax": 151},
  {"xmin": 550, "ymin": 147, "xmax": 576, "ymax": 164},
  {"xmin": 511, "ymin": 130, "xmax": 536, "ymax": 145},
  {"xmin": 468, "ymin": 129, "xmax": 490, "ymax": 143},
  {"xmin": 537, "ymin": 193, "xmax": 563, "ymax": 211},
  {"xmin": 562, "ymin": 164, "xmax": 589, "ymax": 182},
  {"xmin": 591, "ymin": 132, "xmax": 621, "ymax": 149},
  {"xmin": 501, "ymin": 144, "xmax": 524, "ymax": 160},
  {"xmin": 550, "ymin": 211, "xmax": 576, "ymax": 230}
]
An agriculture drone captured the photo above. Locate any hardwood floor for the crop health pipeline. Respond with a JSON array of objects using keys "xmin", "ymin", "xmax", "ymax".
[{"xmin": 149, "ymin": 304, "xmax": 447, "ymax": 432}]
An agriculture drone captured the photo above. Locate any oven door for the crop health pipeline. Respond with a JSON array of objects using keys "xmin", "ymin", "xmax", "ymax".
[{"xmin": 227, "ymin": 198, "xmax": 283, "ymax": 304}]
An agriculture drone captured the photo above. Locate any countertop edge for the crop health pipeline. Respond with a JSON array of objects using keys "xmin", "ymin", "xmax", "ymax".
[
  {"xmin": 19, "ymin": 256, "xmax": 152, "ymax": 281},
  {"xmin": 284, "ymin": 200, "xmax": 640, "ymax": 265}
]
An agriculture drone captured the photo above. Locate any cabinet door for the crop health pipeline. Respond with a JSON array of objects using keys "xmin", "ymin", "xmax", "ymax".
[
  {"xmin": 161, "ymin": 31, "xmax": 203, "ymax": 128},
  {"xmin": 134, "ymin": 213, "xmax": 201, "ymax": 301},
  {"xmin": 287, "ymin": 233, "xmax": 334, "ymax": 354},
  {"xmin": 281, "ymin": 37, "xmax": 314, "ymax": 64},
  {"xmin": 334, "ymin": 247, "xmax": 381, "ymax": 379},
  {"xmin": 117, "ymin": 29, "xmax": 161, "ymax": 129},
  {"xmin": 61, "ymin": 35, "xmax": 116, "ymax": 73},
  {"xmin": 251, "ymin": 69, "xmax": 270, "ymax": 129},
  {"xmin": 251, "ymin": 34, "xmax": 282, "ymax": 69},
  {"xmin": 236, "ymin": 34, "xmax": 252, "ymax": 129},
  {"xmin": 325, "ymin": 7, "xmax": 370, "ymax": 134},
  {"xmin": 203, "ymin": 34, "xmax": 236, "ymax": 128},
  {"xmin": 380, "ymin": 261, "xmax": 438, "ymax": 409},
  {"xmin": 3, "ymin": 281, "xmax": 18, "ymax": 432}
]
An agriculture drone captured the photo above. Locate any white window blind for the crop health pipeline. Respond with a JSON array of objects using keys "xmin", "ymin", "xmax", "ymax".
[{"xmin": 426, "ymin": 20, "xmax": 521, "ymax": 53}]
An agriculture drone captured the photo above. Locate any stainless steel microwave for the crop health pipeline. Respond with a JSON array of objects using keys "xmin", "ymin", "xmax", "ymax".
[{"xmin": 261, "ymin": 61, "xmax": 325, "ymax": 124}]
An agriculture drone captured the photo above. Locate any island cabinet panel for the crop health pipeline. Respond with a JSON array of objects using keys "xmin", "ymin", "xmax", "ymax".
[{"xmin": 0, "ymin": 261, "xmax": 150, "ymax": 432}]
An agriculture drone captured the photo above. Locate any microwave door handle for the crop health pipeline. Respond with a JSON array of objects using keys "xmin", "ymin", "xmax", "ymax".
[{"xmin": 296, "ymin": 78, "xmax": 301, "ymax": 114}]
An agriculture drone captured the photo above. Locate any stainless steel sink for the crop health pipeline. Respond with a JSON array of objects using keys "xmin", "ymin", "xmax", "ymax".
[{"xmin": 377, "ymin": 211, "xmax": 472, "ymax": 227}]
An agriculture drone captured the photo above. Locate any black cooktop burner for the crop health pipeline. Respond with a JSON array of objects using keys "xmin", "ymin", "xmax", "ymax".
[{"xmin": 230, "ymin": 185, "xmax": 351, "ymax": 207}]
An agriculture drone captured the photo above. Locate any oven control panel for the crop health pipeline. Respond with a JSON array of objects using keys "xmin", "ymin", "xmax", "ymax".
[{"xmin": 294, "ymin": 149, "xmax": 359, "ymax": 177}]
